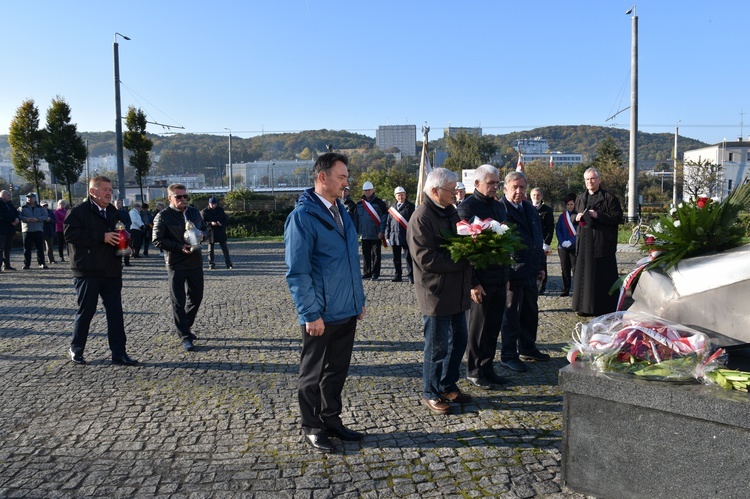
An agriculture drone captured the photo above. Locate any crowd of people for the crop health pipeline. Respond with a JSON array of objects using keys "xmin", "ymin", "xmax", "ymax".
[
  {"xmin": 282, "ymin": 153, "xmax": 623, "ymax": 453},
  {"xmin": 1, "ymin": 152, "xmax": 623, "ymax": 455}
]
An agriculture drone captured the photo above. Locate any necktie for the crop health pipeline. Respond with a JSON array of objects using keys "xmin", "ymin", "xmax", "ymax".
[
  {"xmin": 329, "ymin": 205, "xmax": 344, "ymax": 234},
  {"xmin": 99, "ymin": 208, "xmax": 107, "ymax": 219}
]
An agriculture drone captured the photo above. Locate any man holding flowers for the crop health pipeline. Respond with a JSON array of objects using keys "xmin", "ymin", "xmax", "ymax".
[
  {"xmin": 457, "ymin": 164, "xmax": 510, "ymax": 389},
  {"xmin": 407, "ymin": 168, "xmax": 473, "ymax": 414}
]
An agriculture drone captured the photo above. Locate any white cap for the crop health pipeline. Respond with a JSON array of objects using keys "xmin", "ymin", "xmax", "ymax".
[
  {"xmin": 394, "ymin": 186, "xmax": 406, "ymax": 195},
  {"xmin": 362, "ymin": 181, "xmax": 374, "ymax": 190},
  {"xmin": 456, "ymin": 182, "xmax": 466, "ymax": 190}
]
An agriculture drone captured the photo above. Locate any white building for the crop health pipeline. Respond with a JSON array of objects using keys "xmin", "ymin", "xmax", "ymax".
[
  {"xmin": 234, "ymin": 159, "xmax": 315, "ymax": 189},
  {"xmin": 683, "ymin": 139, "xmax": 750, "ymax": 199},
  {"xmin": 376, "ymin": 125, "xmax": 417, "ymax": 156},
  {"xmin": 514, "ymin": 137, "xmax": 583, "ymax": 166}
]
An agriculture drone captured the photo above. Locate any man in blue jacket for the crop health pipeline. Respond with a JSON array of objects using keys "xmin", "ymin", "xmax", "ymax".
[{"xmin": 284, "ymin": 152, "xmax": 366, "ymax": 454}]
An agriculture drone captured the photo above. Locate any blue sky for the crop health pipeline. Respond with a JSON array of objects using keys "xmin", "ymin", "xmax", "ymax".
[{"xmin": 1, "ymin": 0, "xmax": 748, "ymax": 145}]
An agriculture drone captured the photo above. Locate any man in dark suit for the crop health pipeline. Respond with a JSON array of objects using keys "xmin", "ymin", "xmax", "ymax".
[
  {"xmin": 64, "ymin": 176, "xmax": 137, "ymax": 366},
  {"xmin": 530, "ymin": 187, "xmax": 554, "ymax": 294},
  {"xmin": 498, "ymin": 171, "xmax": 549, "ymax": 372}
]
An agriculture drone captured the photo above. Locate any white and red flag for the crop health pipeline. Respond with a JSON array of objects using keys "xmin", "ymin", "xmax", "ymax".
[{"xmin": 516, "ymin": 147, "xmax": 524, "ymax": 172}]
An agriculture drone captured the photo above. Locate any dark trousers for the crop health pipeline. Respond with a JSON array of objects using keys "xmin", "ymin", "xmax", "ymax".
[
  {"xmin": 208, "ymin": 241, "xmax": 232, "ymax": 268},
  {"xmin": 71, "ymin": 276, "xmax": 127, "ymax": 356},
  {"xmin": 298, "ymin": 316, "xmax": 357, "ymax": 434},
  {"xmin": 361, "ymin": 239, "xmax": 381, "ymax": 277},
  {"xmin": 558, "ymin": 248, "xmax": 576, "ymax": 293},
  {"xmin": 56, "ymin": 231, "xmax": 66, "ymax": 260},
  {"xmin": 130, "ymin": 229, "xmax": 143, "ymax": 256},
  {"xmin": 22, "ymin": 231, "xmax": 45, "ymax": 267},
  {"xmin": 540, "ymin": 254, "xmax": 548, "ymax": 293},
  {"xmin": 0, "ymin": 233, "xmax": 13, "ymax": 268},
  {"xmin": 391, "ymin": 244, "xmax": 412, "ymax": 278},
  {"xmin": 44, "ymin": 234, "xmax": 55, "ymax": 263},
  {"xmin": 168, "ymin": 267, "xmax": 204, "ymax": 340},
  {"xmin": 142, "ymin": 228, "xmax": 152, "ymax": 255},
  {"xmin": 501, "ymin": 279, "xmax": 539, "ymax": 361},
  {"xmin": 466, "ymin": 283, "xmax": 506, "ymax": 378}
]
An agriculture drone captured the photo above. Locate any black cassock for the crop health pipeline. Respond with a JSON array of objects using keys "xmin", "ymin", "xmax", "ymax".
[{"xmin": 571, "ymin": 188, "xmax": 622, "ymax": 316}]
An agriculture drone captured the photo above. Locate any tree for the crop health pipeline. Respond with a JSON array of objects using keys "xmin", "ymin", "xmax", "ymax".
[
  {"xmin": 123, "ymin": 106, "xmax": 153, "ymax": 203},
  {"xmin": 42, "ymin": 97, "xmax": 87, "ymax": 206},
  {"xmin": 682, "ymin": 159, "xmax": 722, "ymax": 199},
  {"xmin": 8, "ymin": 99, "xmax": 46, "ymax": 196},
  {"xmin": 589, "ymin": 136, "xmax": 628, "ymax": 202},
  {"xmin": 443, "ymin": 131, "xmax": 498, "ymax": 172}
]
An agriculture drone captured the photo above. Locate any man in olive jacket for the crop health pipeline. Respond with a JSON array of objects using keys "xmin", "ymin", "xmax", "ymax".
[
  {"xmin": 64, "ymin": 175, "xmax": 137, "ymax": 366},
  {"xmin": 407, "ymin": 168, "xmax": 472, "ymax": 415}
]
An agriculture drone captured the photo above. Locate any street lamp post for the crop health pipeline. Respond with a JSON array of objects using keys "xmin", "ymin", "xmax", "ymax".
[
  {"xmin": 114, "ymin": 32, "xmax": 130, "ymax": 201},
  {"xmin": 673, "ymin": 123, "xmax": 680, "ymax": 206},
  {"xmin": 626, "ymin": 6, "xmax": 638, "ymax": 222},
  {"xmin": 224, "ymin": 128, "xmax": 233, "ymax": 192}
]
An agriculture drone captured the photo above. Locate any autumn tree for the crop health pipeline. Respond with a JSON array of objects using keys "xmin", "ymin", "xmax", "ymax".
[
  {"xmin": 443, "ymin": 131, "xmax": 497, "ymax": 172},
  {"xmin": 8, "ymin": 99, "xmax": 46, "ymax": 196},
  {"xmin": 42, "ymin": 97, "xmax": 87, "ymax": 205},
  {"xmin": 682, "ymin": 159, "xmax": 722, "ymax": 199},
  {"xmin": 588, "ymin": 136, "xmax": 628, "ymax": 202},
  {"xmin": 123, "ymin": 106, "xmax": 153, "ymax": 202}
]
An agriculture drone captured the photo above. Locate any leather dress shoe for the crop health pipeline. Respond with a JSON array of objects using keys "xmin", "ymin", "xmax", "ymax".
[
  {"xmin": 486, "ymin": 371, "xmax": 510, "ymax": 385},
  {"xmin": 467, "ymin": 376, "xmax": 501, "ymax": 390},
  {"xmin": 183, "ymin": 339, "xmax": 195, "ymax": 351},
  {"xmin": 303, "ymin": 432, "xmax": 336, "ymax": 453},
  {"xmin": 112, "ymin": 354, "xmax": 139, "ymax": 366},
  {"xmin": 421, "ymin": 396, "xmax": 450, "ymax": 414},
  {"xmin": 441, "ymin": 390, "xmax": 473, "ymax": 403},
  {"xmin": 391, "ymin": 277, "xmax": 402, "ymax": 282},
  {"xmin": 519, "ymin": 350, "xmax": 551, "ymax": 362},
  {"xmin": 500, "ymin": 358, "xmax": 529, "ymax": 372},
  {"xmin": 3, "ymin": 266, "xmax": 17, "ymax": 271},
  {"xmin": 327, "ymin": 425, "xmax": 364, "ymax": 441},
  {"xmin": 68, "ymin": 347, "xmax": 85, "ymax": 365}
]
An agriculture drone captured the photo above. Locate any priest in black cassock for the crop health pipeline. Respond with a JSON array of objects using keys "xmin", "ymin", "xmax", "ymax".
[{"xmin": 572, "ymin": 167, "xmax": 623, "ymax": 316}]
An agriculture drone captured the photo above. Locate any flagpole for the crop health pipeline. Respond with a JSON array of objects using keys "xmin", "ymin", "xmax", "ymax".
[{"xmin": 416, "ymin": 124, "xmax": 430, "ymax": 206}]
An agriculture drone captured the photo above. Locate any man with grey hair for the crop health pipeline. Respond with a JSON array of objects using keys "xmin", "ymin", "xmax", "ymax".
[
  {"xmin": 407, "ymin": 167, "xmax": 473, "ymax": 414},
  {"xmin": 0, "ymin": 190, "xmax": 20, "ymax": 271},
  {"xmin": 458, "ymin": 164, "xmax": 509, "ymax": 389},
  {"xmin": 498, "ymin": 171, "xmax": 548, "ymax": 372},
  {"xmin": 18, "ymin": 193, "xmax": 49, "ymax": 270}
]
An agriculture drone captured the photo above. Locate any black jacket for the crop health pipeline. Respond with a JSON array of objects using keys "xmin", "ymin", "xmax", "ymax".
[
  {"xmin": 63, "ymin": 200, "xmax": 123, "ymax": 279},
  {"xmin": 535, "ymin": 203, "xmax": 554, "ymax": 245},
  {"xmin": 201, "ymin": 206, "xmax": 228, "ymax": 243},
  {"xmin": 152, "ymin": 205, "xmax": 206, "ymax": 270},
  {"xmin": 457, "ymin": 189, "xmax": 508, "ymax": 288},
  {"xmin": 384, "ymin": 200, "xmax": 415, "ymax": 247}
]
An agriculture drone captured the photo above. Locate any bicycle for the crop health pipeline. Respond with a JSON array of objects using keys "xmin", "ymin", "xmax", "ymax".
[{"xmin": 628, "ymin": 216, "xmax": 654, "ymax": 246}]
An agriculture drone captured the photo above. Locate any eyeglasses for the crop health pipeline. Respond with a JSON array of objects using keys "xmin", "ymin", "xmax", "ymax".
[
  {"xmin": 439, "ymin": 187, "xmax": 457, "ymax": 194},
  {"xmin": 172, "ymin": 194, "xmax": 189, "ymax": 200}
]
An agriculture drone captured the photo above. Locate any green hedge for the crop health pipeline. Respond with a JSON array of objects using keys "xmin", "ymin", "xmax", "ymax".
[{"xmin": 226, "ymin": 208, "xmax": 294, "ymax": 238}]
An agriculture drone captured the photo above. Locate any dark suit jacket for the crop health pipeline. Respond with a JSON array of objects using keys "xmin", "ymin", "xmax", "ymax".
[{"xmin": 498, "ymin": 197, "xmax": 544, "ymax": 284}]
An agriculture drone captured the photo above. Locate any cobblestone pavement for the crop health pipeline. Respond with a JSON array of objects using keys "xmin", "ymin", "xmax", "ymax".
[{"xmin": 0, "ymin": 241, "xmax": 641, "ymax": 498}]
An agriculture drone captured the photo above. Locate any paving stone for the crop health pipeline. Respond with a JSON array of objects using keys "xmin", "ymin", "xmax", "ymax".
[{"xmin": 0, "ymin": 240, "xmax": 642, "ymax": 497}]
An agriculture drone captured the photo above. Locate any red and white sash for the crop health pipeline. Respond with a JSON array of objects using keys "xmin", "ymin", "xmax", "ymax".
[
  {"xmin": 363, "ymin": 199, "xmax": 388, "ymax": 247},
  {"xmin": 388, "ymin": 206, "xmax": 408, "ymax": 230},
  {"xmin": 564, "ymin": 211, "xmax": 576, "ymax": 237}
]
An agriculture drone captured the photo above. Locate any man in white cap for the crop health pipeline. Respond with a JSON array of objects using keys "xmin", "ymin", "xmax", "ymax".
[
  {"xmin": 455, "ymin": 182, "xmax": 467, "ymax": 206},
  {"xmin": 355, "ymin": 181, "xmax": 387, "ymax": 280},
  {"xmin": 385, "ymin": 186, "xmax": 415, "ymax": 282}
]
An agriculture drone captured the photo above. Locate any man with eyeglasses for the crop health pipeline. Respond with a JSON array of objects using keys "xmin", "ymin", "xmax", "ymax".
[
  {"xmin": 572, "ymin": 167, "xmax": 622, "ymax": 316},
  {"xmin": 153, "ymin": 183, "xmax": 207, "ymax": 351}
]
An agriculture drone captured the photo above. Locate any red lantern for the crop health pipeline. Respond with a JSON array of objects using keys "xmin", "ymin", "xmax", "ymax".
[{"xmin": 115, "ymin": 220, "xmax": 132, "ymax": 256}]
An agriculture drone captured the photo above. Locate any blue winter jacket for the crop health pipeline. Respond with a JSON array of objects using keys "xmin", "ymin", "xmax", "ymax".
[{"xmin": 285, "ymin": 188, "xmax": 366, "ymax": 325}]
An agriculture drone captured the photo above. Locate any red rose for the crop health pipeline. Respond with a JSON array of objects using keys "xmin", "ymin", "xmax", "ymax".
[
  {"xmin": 645, "ymin": 235, "xmax": 655, "ymax": 245},
  {"xmin": 696, "ymin": 197, "xmax": 710, "ymax": 209}
]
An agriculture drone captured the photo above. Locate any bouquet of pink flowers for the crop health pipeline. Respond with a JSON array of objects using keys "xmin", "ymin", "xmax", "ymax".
[{"xmin": 442, "ymin": 216, "xmax": 524, "ymax": 269}]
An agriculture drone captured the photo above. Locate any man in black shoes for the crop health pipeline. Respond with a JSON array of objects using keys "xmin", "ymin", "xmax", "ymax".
[
  {"xmin": 152, "ymin": 183, "xmax": 207, "ymax": 352},
  {"xmin": 458, "ymin": 165, "xmax": 509, "ymax": 389},
  {"xmin": 64, "ymin": 176, "xmax": 138, "ymax": 366},
  {"xmin": 284, "ymin": 153, "xmax": 367, "ymax": 453}
]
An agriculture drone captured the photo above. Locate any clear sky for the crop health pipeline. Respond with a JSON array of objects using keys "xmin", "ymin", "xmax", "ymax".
[{"xmin": 1, "ymin": 0, "xmax": 748, "ymax": 145}]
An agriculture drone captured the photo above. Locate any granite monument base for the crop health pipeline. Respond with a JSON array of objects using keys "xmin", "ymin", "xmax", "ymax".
[{"xmin": 560, "ymin": 363, "xmax": 750, "ymax": 498}]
